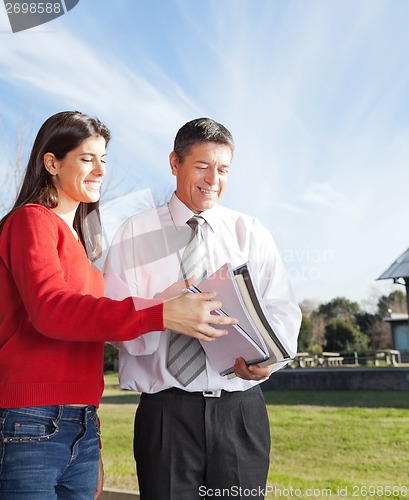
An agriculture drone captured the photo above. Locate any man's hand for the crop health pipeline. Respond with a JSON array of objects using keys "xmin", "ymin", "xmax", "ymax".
[
  {"xmin": 233, "ymin": 357, "xmax": 273, "ymax": 381},
  {"xmin": 163, "ymin": 291, "xmax": 238, "ymax": 341}
]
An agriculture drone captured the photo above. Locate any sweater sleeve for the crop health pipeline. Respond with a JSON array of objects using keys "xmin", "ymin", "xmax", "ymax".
[{"xmin": 0, "ymin": 206, "xmax": 164, "ymax": 342}]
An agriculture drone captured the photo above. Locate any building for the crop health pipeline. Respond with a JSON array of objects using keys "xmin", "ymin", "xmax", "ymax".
[{"xmin": 378, "ymin": 248, "xmax": 409, "ymax": 361}]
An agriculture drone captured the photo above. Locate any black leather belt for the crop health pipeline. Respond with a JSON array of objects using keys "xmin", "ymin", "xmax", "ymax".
[
  {"xmin": 160, "ymin": 387, "xmax": 223, "ymax": 398},
  {"xmin": 153, "ymin": 387, "xmax": 260, "ymax": 399}
]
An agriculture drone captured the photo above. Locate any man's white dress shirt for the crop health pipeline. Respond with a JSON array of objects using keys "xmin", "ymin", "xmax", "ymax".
[{"xmin": 103, "ymin": 193, "xmax": 301, "ymax": 393}]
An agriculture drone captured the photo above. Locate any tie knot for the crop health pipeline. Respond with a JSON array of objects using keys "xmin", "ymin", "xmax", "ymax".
[{"xmin": 187, "ymin": 215, "xmax": 205, "ymax": 230}]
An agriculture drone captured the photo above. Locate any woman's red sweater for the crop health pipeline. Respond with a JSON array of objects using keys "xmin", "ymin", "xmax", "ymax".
[{"xmin": 0, "ymin": 204, "xmax": 163, "ymax": 408}]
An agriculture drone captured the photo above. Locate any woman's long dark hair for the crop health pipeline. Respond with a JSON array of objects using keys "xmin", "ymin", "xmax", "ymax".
[{"xmin": 0, "ymin": 111, "xmax": 111, "ymax": 261}]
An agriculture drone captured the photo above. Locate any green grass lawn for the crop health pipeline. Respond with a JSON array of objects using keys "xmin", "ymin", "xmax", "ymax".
[{"xmin": 99, "ymin": 373, "xmax": 409, "ymax": 499}]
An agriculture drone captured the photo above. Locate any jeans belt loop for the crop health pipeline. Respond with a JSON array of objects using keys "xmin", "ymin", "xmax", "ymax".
[{"xmin": 202, "ymin": 390, "xmax": 222, "ymax": 398}]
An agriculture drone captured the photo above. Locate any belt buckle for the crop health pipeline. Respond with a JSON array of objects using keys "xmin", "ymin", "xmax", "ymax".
[{"xmin": 202, "ymin": 390, "xmax": 222, "ymax": 398}]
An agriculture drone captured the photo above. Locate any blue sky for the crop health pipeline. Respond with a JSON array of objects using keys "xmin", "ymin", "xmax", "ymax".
[{"xmin": 1, "ymin": 0, "xmax": 408, "ymax": 309}]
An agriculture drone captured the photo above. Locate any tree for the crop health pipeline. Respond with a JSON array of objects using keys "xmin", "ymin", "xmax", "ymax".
[
  {"xmin": 0, "ymin": 113, "xmax": 33, "ymax": 216},
  {"xmin": 299, "ymin": 298, "xmax": 319, "ymax": 317},
  {"xmin": 354, "ymin": 290, "xmax": 407, "ymax": 351},
  {"xmin": 316, "ymin": 297, "xmax": 371, "ymax": 352},
  {"xmin": 324, "ymin": 319, "xmax": 369, "ymax": 352},
  {"xmin": 104, "ymin": 343, "xmax": 119, "ymax": 371},
  {"xmin": 377, "ymin": 290, "xmax": 407, "ymax": 316},
  {"xmin": 318, "ymin": 296, "xmax": 360, "ymax": 323},
  {"xmin": 366, "ymin": 316, "xmax": 391, "ymax": 350},
  {"xmin": 356, "ymin": 311, "xmax": 391, "ymax": 350},
  {"xmin": 310, "ymin": 311, "xmax": 326, "ymax": 347},
  {"xmin": 298, "ymin": 314, "xmax": 314, "ymax": 352}
]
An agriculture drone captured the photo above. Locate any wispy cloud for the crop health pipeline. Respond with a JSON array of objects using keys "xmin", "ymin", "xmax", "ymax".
[
  {"xmin": 302, "ymin": 182, "xmax": 348, "ymax": 208},
  {"xmin": 1, "ymin": 0, "xmax": 409, "ymax": 304}
]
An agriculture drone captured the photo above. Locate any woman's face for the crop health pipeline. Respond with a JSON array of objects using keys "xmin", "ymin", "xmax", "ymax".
[{"xmin": 46, "ymin": 135, "xmax": 107, "ymax": 210}]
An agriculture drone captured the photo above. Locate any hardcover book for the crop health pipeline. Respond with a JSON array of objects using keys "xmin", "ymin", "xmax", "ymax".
[{"xmin": 190, "ymin": 262, "xmax": 292, "ymax": 376}]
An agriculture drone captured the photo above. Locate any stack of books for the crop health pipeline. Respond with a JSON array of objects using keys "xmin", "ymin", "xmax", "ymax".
[{"xmin": 189, "ymin": 262, "xmax": 292, "ymax": 376}]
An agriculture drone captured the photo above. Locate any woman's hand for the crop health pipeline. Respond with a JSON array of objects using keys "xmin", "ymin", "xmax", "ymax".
[{"xmin": 163, "ymin": 291, "xmax": 237, "ymax": 341}]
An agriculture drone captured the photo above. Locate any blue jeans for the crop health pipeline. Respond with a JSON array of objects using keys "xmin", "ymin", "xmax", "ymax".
[{"xmin": 0, "ymin": 405, "xmax": 100, "ymax": 499}]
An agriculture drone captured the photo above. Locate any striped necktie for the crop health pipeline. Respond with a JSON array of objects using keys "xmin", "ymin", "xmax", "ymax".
[{"xmin": 167, "ymin": 216, "xmax": 208, "ymax": 386}]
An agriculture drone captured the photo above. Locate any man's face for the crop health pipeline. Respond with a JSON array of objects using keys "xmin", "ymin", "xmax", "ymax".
[{"xmin": 170, "ymin": 142, "xmax": 232, "ymax": 213}]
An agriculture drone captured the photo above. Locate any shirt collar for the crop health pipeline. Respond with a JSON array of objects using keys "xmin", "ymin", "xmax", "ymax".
[{"xmin": 168, "ymin": 192, "xmax": 221, "ymax": 232}]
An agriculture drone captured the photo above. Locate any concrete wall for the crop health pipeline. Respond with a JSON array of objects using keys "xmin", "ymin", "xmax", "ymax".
[{"xmin": 261, "ymin": 367, "xmax": 409, "ymax": 391}]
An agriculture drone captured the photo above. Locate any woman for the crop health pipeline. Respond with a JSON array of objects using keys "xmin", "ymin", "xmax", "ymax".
[{"xmin": 0, "ymin": 111, "xmax": 233, "ymax": 499}]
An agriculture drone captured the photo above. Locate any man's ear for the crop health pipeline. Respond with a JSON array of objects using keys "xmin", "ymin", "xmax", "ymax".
[
  {"xmin": 169, "ymin": 151, "xmax": 180, "ymax": 177},
  {"xmin": 43, "ymin": 153, "xmax": 58, "ymax": 176}
]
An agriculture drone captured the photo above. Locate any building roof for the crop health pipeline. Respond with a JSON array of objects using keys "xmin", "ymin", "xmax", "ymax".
[
  {"xmin": 384, "ymin": 314, "xmax": 409, "ymax": 323},
  {"xmin": 378, "ymin": 247, "xmax": 409, "ymax": 280}
]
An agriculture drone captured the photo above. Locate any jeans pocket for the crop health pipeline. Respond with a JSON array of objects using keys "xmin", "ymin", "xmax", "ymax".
[
  {"xmin": 14, "ymin": 423, "xmax": 47, "ymax": 438},
  {"xmin": 2, "ymin": 409, "xmax": 59, "ymax": 443}
]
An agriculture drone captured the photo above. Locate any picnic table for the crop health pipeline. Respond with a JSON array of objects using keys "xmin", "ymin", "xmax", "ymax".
[
  {"xmin": 289, "ymin": 352, "xmax": 316, "ymax": 368},
  {"xmin": 317, "ymin": 352, "xmax": 344, "ymax": 367},
  {"xmin": 373, "ymin": 349, "xmax": 401, "ymax": 366}
]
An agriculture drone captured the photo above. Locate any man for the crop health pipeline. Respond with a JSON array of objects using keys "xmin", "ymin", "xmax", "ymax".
[{"xmin": 103, "ymin": 118, "xmax": 301, "ymax": 500}]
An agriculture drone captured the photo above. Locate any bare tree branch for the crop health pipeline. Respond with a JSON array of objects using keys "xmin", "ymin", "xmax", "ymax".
[{"xmin": 0, "ymin": 112, "xmax": 34, "ymax": 216}]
